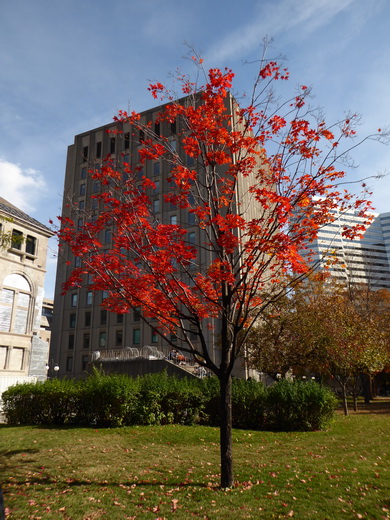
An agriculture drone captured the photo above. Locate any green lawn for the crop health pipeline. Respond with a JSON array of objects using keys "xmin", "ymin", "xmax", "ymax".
[{"xmin": 1, "ymin": 404, "xmax": 389, "ymax": 519}]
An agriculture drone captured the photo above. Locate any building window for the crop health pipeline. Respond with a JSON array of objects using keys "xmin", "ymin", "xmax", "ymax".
[
  {"xmin": 82, "ymin": 146, "xmax": 89, "ymax": 162},
  {"xmin": 10, "ymin": 347, "xmax": 25, "ymax": 370},
  {"xmin": 81, "ymin": 167, "xmax": 87, "ymax": 179},
  {"xmin": 85, "ymin": 311, "xmax": 91, "ymax": 327},
  {"xmin": 171, "ymin": 120, "xmax": 176, "ymax": 134},
  {"xmin": 0, "ymin": 274, "xmax": 31, "ymax": 335},
  {"xmin": 83, "ymin": 333, "xmax": 90, "ymax": 349},
  {"xmin": 104, "ymin": 229, "xmax": 112, "ymax": 243},
  {"xmin": 77, "ymin": 218, "xmax": 83, "ymax": 230},
  {"xmin": 154, "ymin": 180, "xmax": 160, "ymax": 194},
  {"xmin": 110, "ymin": 137, "xmax": 116, "ymax": 154},
  {"xmin": 133, "ymin": 328, "xmax": 140, "ymax": 345},
  {"xmin": 102, "ymin": 290, "xmax": 108, "ymax": 301},
  {"xmin": 0, "ymin": 346, "xmax": 7, "ymax": 369},
  {"xmin": 151, "ymin": 329, "xmax": 158, "ymax": 344},
  {"xmin": 68, "ymin": 334, "xmax": 75, "ymax": 350},
  {"xmin": 11, "ymin": 230, "xmax": 23, "ymax": 250},
  {"xmin": 100, "ymin": 309, "xmax": 107, "ymax": 325},
  {"xmin": 154, "ymin": 121, "xmax": 160, "ymax": 136},
  {"xmin": 188, "ymin": 232, "xmax": 196, "ymax": 244},
  {"xmin": 25, "ymin": 235, "xmax": 36, "ymax": 256},
  {"xmin": 188, "ymin": 212, "xmax": 195, "ymax": 226},
  {"xmin": 99, "ymin": 331, "xmax": 107, "ymax": 348},
  {"xmin": 81, "ymin": 355, "xmax": 89, "ymax": 371},
  {"xmin": 78, "ymin": 200, "xmax": 85, "ymax": 210},
  {"xmin": 115, "ymin": 330, "xmax": 123, "ymax": 346},
  {"xmin": 124, "ymin": 132, "xmax": 130, "ymax": 149},
  {"xmin": 71, "ymin": 293, "xmax": 78, "ymax": 307},
  {"xmin": 69, "ymin": 313, "xmax": 76, "ymax": 328},
  {"xmin": 170, "ymin": 215, "xmax": 177, "ymax": 225},
  {"xmin": 133, "ymin": 307, "xmax": 141, "ymax": 322},
  {"xmin": 153, "ymin": 162, "xmax": 160, "ymax": 176},
  {"xmin": 66, "ymin": 356, "xmax": 73, "ymax": 371},
  {"xmin": 96, "ymin": 141, "xmax": 102, "ymax": 158},
  {"xmin": 86, "ymin": 291, "xmax": 93, "ymax": 305},
  {"xmin": 117, "ymin": 313, "xmax": 124, "ymax": 324},
  {"xmin": 152, "ymin": 199, "xmax": 160, "ymax": 213},
  {"xmin": 79, "ymin": 184, "xmax": 86, "ymax": 196},
  {"xmin": 139, "ymin": 129, "xmax": 145, "ymax": 143}
]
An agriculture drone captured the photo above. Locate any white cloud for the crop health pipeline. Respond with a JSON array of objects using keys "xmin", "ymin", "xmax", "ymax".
[
  {"xmin": 0, "ymin": 158, "xmax": 47, "ymax": 213},
  {"xmin": 205, "ymin": 0, "xmax": 357, "ymax": 63}
]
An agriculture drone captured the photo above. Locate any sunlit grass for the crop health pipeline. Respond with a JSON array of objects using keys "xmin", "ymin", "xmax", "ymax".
[{"xmin": 1, "ymin": 407, "xmax": 389, "ymax": 519}]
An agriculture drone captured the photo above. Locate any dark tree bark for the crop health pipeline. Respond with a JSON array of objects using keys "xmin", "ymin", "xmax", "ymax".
[{"xmin": 219, "ymin": 373, "xmax": 233, "ymax": 488}]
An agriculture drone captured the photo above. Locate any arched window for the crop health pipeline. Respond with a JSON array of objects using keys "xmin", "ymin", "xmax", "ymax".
[{"xmin": 0, "ymin": 274, "xmax": 32, "ymax": 334}]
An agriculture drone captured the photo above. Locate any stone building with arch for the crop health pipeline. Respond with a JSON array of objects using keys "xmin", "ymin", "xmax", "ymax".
[{"xmin": 0, "ymin": 197, "xmax": 53, "ymax": 387}]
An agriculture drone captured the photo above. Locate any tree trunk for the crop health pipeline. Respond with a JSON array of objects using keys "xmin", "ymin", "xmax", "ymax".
[
  {"xmin": 219, "ymin": 373, "xmax": 234, "ymax": 488},
  {"xmin": 362, "ymin": 373, "xmax": 372, "ymax": 404},
  {"xmin": 341, "ymin": 384, "xmax": 349, "ymax": 416}
]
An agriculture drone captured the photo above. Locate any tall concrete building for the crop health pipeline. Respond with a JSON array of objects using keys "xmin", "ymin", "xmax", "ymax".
[
  {"xmin": 0, "ymin": 197, "xmax": 54, "ymax": 394},
  {"xmin": 51, "ymin": 96, "xmax": 260, "ymax": 379},
  {"xmin": 305, "ymin": 205, "xmax": 390, "ymax": 289}
]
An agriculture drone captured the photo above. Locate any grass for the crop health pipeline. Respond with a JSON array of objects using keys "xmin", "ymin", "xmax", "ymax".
[{"xmin": 0, "ymin": 401, "xmax": 389, "ymax": 520}]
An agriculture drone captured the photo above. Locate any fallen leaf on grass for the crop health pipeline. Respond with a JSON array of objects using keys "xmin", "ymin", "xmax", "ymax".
[{"xmin": 172, "ymin": 498, "xmax": 179, "ymax": 512}]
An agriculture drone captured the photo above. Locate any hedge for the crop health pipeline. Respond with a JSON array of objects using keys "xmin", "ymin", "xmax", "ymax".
[{"xmin": 2, "ymin": 372, "xmax": 337, "ymax": 431}]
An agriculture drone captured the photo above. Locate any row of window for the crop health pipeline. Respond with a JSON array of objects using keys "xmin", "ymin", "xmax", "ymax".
[
  {"xmin": 67, "ymin": 327, "xmax": 149, "ymax": 351},
  {"xmin": 81, "ymin": 121, "xmax": 178, "ymax": 164},
  {"xmin": 10, "ymin": 230, "xmax": 37, "ymax": 256},
  {"xmin": 68, "ymin": 307, "xmax": 134, "ymax": 325},
  {"xmin": 68, "ymin": 328, "xmax": 126, "ymax": 350},
  {"xmin": 65, "ymin": 354, "xmax": 89, "ymax": 372},
  {"xmin": 65, "ymin": 327, "xmax": 187, "ymax": 355}
]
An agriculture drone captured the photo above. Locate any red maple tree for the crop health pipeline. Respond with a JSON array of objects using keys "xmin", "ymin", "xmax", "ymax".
[{"xmin": 56, "ymin": 56, "xmax": 383, "ymax": 488}]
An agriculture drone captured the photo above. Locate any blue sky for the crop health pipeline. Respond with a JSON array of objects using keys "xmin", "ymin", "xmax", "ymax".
[{"xmin": 1, "ymin": 0, "xmax": 389, "ymax": 298}]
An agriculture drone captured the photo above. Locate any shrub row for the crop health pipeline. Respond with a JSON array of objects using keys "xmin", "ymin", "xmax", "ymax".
[{"xmin": 2, "ymin": 372, "xmax": 337, "ymax": 431}]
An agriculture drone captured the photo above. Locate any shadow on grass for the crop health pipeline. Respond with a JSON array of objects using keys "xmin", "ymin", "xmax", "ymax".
[
  {"xmin": 0, "ymin": 448, "xmax": 40, "ymax": 457},
  {"xmin": 2, "ymin": 473, "xmax": 211, "ymax": 490},
  {"xmin": 337, "ymin": 398, "xmax": 390, "ymax": 415}
]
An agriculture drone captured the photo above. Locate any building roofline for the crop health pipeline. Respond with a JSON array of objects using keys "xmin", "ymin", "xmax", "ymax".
[{"xmin": 0, "ymin": 197, "xmax": 54, "ymax": 237}]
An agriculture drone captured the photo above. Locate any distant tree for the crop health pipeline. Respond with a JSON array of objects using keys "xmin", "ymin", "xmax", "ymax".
[
  {"xmin": 245, "ymin": 288, "xmax": 327, "ymax": 379},
  {"xmin": 247, "ymin": 278, "xmax": 390, "ymax": 415},
  {"xmin": 55, "ymin": 53, "xmax": 386, "ymax": 487},
  {"xmin": 0, "ymin": 215, "xmax": 19, "ymax": 249}
]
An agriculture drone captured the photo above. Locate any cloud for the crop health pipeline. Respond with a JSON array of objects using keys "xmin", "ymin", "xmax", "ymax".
[
  {"xmin": 205, "ymin": 0, "xmax": 357, "ymax": 63},
  {"xmin": 0, "ymin": 158, "xmax": 47, "ymax": 214}
]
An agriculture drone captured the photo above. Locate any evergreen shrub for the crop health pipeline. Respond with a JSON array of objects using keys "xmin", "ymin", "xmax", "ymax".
[
  {"xmin": 2, "ymin": 373, "xmax": 337, "ymax": 431},
  {"xmin": 264, "ymin": 379, "xmax": 338, "ymax": 431}
]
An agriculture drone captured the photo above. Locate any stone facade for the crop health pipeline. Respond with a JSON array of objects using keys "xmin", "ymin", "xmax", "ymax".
[{"xmin": 0, "ymin": 197, "xmax": 53, "ymax": 383}]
